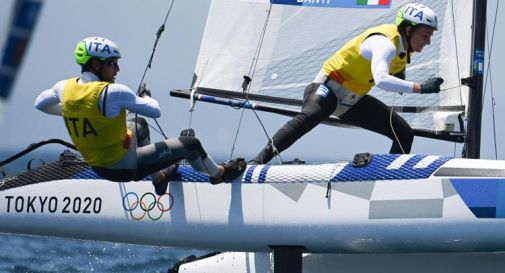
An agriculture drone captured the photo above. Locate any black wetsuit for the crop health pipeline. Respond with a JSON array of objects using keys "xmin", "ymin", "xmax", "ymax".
[
  {"xmin": 93, "ymin": 117, "xmax": 212, "ymax": 181},
  {"xmin": 252, "ymin": 82, "xmax": 414, "ymax": 164}
]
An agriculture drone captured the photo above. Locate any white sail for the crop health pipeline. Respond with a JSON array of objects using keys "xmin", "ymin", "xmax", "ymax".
[{"xmin": 193, "ymin": 0, "xmax": 473, "ymax": 138}]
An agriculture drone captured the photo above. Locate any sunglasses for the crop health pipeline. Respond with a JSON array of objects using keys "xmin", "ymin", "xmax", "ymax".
[{"xmin": 103, "ymin": 60, "xmax": 119, "ymax": 68}]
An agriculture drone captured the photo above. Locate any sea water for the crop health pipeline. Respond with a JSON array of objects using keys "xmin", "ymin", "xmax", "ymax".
[{"xmin": 0, "ymin": 233, "xmax": 203, "ymax": 273}]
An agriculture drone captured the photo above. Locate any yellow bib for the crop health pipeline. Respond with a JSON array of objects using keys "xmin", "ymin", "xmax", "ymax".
[
  {"xmin": 322, "ymin": 24, "xmax": 408, "ymax": 96},
  {"xmin": 61, "ymin": 78, "xmax": 131, "ymax": 167}
]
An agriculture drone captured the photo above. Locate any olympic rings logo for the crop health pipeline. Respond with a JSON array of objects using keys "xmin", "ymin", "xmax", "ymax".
[{"xmin": 122, "ymin": 192, "xmax": 174, "ymax": 221}]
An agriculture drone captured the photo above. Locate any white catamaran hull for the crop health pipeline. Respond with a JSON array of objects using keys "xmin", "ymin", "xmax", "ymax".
[{"xmin": 1, "ymin": 153, "xmax": 505, "ymax": 254}]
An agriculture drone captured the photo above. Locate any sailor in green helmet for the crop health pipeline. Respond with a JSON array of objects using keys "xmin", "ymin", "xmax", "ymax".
[
  {"xmin": 35, "ymin": 37, "xmax": 246, "ymax": 194},
  {"xmin": 251, "ymin": 3, "xmax": 444, "ymax": 164}
]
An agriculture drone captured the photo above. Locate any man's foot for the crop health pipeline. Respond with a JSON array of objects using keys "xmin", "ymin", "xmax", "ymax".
[
  {"xmin": 152, "ymin": 163, "xmax": 179, "ymax": 195},
  {"xmin": 209, "ymin": 158, "xmax": 247, "ymax": 185}
]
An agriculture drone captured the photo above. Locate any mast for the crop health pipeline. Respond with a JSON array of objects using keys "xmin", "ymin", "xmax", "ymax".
[{"xmin": 464, "ymin": 0, "xmax": 487, "ymax": 159}]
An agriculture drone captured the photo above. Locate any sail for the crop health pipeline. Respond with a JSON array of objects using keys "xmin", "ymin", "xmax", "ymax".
[
  {"xmin": 187, "ymin": 0, "xmax": 473, "ymax": 142},
  {"xmin": 0, "ymin": 0, "xmax": 43, "ymax": 123}
]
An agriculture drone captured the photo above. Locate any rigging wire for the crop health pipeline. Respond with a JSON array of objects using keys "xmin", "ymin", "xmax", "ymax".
[
  {"xmin": 228, "ymin": 107, "xmax": 246, "ymax": 161},
  {"xmin": 132, "ymin": 0, "xmax": 177, "ymax": 140},
  {"xmin": 483, "ymin": 0, "xmax": 500, "ymax": 159},
  {"xmin": 490, "ymin": 71, "xmax": 498, "ymax": 159},
  {"xmin": 136, "ymin": 0, "xmax": 176, "ymax": 92},
  {"xmin": 449, "ymin": 0, "xmax": 465, "ymax": 107},
  {"xmin": 482, "ymin": 0, "xmax": 499, "ymax": 102},
  {"xmin": 227, "ymin": 4, "xmax": 284, "ymax": 163},
  {"xmin": 447, "ymin": 0, "xmax": 465, "ymax": 157},
  {"xmin": 389, "ymin": 94, "xmax": 406, "ymax": 155}
]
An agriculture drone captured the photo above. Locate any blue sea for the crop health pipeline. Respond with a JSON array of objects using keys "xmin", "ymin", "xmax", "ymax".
[
  {"xmin": 0, "ymin": 149, "xmax": 206, "ymax": 273},
  {"xmin": 0, "ymin": 234, "xmax": 204, "ymax": 273}
]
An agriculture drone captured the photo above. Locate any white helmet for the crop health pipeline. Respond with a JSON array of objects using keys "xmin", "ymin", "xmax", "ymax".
[
  {"xmin": 396, "ymin": 3, "xmax": 438, "ymax": 30},
  {"xmin": 74, "ymin": 37, "xmax": 121, "ymax": 65}
]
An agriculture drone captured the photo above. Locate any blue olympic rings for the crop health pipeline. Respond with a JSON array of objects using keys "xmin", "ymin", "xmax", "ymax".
[{"xmin": 122, "ymin": 191, "xmax": 174, "ymax": 221}]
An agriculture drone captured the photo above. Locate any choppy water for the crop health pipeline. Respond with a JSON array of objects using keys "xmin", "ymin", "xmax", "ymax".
[{"xmin": 0, "ymin": 233, "xmax": 203, "ymax": 273}]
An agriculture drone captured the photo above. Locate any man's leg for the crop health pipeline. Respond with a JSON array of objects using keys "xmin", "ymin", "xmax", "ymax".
[
  {"xmin": 251, "ymin": 83, "xmax": 338, "ymax": 164},
  {"xmin": 339, "ymin": 95, "xmax": 414, "ymax": 154},
  {"xmin": 136, "ymin": 137, "xmax": 246, "ymax": 192},
  {"xmin": 127, "ymin": 117, "xmax": 176, "ymax": 193},
  {"xmin": 135, "ymin": 137, "xmax": 220, "ymax": 178}
]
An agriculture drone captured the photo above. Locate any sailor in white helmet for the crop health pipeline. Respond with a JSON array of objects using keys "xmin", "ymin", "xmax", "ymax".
[
  {"xmin": 35, "ymin": 37, "xmax": 246, "ymax": 194},
  {"xmin": 252, "ymin": 3, "xmax": 444, "ymax": 164}
]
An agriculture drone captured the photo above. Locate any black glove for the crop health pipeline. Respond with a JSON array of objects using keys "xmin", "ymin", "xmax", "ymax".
[
  {"xmin": 392, "ymin": 69, "xmax": 406, "ymax": 80},
  {"xmin": 420, "ymin": 77, "xmax": 444, "ymax": 94},
  {"xmin": 138, "ymin": 83, "xmax": 151, "ymax": 97}
]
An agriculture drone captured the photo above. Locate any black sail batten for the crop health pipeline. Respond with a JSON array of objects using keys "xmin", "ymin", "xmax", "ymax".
[{"xmin": 170, "ymin": 89, "xmax": 465, "ymax": 143}]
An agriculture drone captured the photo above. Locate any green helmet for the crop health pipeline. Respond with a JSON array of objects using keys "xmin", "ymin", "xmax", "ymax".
[
  {"xmin": 74, "ymin": 37, "xmax": 121, "ymax": 65},
  {"xmin": 396, "ymin": 3, "xmax": 438, "ymax": 30}
]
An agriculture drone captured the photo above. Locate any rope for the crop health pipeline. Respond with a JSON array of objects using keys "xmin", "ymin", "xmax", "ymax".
[
  {"xmin": 133, "ymin": 0, "xmax": 177, "ymax": 140},
  {"xmin": 440, "ymin": 85, "xmax": 464, "ymax": 92},
  {"xmin": 227, "ymin": 4, "xmax": 284, "ymax": 164},
  {"xmin": 229, "ymin": 108, "xmax": 246, "ymax": 161}
]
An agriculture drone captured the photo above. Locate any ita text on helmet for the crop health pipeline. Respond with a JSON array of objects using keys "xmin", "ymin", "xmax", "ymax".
[
  {"xmin": 74, "ymin": 37, "xmax": 121, "ymax": 65},
  {"xmin": 396, "ymin": 3, "xmax": 438, "ymax": 30}
]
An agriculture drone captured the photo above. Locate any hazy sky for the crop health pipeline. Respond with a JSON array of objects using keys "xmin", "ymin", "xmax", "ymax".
[{"xmin": 0, "ymin": 0, "xmax": 504, "ymax": 162}]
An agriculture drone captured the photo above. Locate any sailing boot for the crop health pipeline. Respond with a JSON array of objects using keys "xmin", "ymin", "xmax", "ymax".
[
  {"xmin": 152, "ymin": 163, "xmax": 180, "ymax": 195},
  {"xmin": 210, "ymin": 158, "xmax": 247, "ymax": 185}
]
